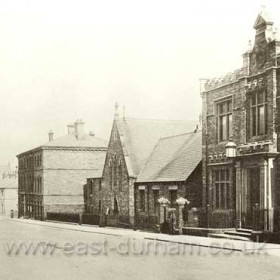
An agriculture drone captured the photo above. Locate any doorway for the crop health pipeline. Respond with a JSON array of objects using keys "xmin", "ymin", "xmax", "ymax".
[{"xmin": 243, "ymin": 167, "xmax": 260, "ymax": 228}]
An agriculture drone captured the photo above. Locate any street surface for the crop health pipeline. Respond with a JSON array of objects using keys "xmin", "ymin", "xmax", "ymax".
[{"xmin": 1, "ymin": 217, "xmax": 279, "ymax": 280}]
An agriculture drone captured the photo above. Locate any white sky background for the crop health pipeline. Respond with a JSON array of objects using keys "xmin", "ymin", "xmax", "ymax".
[{"xmin": 0, "ymin": 0, "xmax": 279, "ymax": 167}]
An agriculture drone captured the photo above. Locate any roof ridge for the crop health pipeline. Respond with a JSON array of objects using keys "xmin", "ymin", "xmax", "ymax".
[
  {"xmin": 123, "ymin": 117, "xmax": 198, "ymax": 123},
  {"xmin": 160, "ymin": 130, "xmax": 201, "ymax": 140}
]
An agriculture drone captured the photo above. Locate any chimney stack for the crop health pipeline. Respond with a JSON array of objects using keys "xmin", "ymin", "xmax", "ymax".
[
  {"xmin": 74, "ymin": 119, "xmax": 85, "ymax": 139},
  {"xmin": 67, "ymin": 124, "xmax": 75, "ymax": 135},
  {"xmin": 48, "ymin": 130, "xmax": 54, "ymax": 142}
]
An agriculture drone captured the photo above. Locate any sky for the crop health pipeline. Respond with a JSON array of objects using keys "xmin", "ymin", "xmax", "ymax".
[{"xmin": 0, "ymin": 0, "xmax": 280, "ymax": 167}]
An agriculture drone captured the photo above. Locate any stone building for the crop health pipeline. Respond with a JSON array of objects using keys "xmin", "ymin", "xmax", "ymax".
[
  {"xmin": 135, "ymin": 130, "xmax": 202, "ymax": 229},
  {"xmin": 17, "ymin": 120, "xmax": 107, "ymax": 220},
  {"xmin": 0, "ymin": 172, "xmax": 18, "ymax": 217},
  {"xmin": 0, "ymin": 163, "xmax": 11, "ymax": 178},
  {"xmin": 200, "ymin": 8, "xmax": 280, "ymax": 232},
  {"xmin": 84, "ymin": 104, "xmax": 199, "ymax": 227}
]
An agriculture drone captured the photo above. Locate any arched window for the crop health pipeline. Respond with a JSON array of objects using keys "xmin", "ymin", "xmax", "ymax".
[
  {"xmin": 118, "ymin": 159, "xmax": 122, "ymax": 191},
  {"xmin": 108, "ymin": 159, "xmax": 113, "ymax": 189}
]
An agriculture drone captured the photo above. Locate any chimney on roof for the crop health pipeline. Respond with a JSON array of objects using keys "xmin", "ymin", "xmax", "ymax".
[
  {"xmin": 48, "ymin": 130, "xmax": 54, "ymax": 142},
  {"xmin": 123, "ymin": 105, "xmax": 126, "ymax": 120},
  {"xmin": 74, "ymin": 119, "xmax": 85, "ymax": 139},
  {"xmin": 114, "ymin": 102, "xmax": 119, "ymax": 120},
  {"xmin": 242, "ymin": 40, "xmax": 252, "ymax": 76},
  {"xmin": 67, "ymin": 124, "xmax": 75, "ymax": 135}
]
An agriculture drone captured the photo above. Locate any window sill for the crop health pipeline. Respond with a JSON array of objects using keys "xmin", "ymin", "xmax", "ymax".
[{"xmin": 249, "ymin": 134, "xmax": 269, "ymax": 143}]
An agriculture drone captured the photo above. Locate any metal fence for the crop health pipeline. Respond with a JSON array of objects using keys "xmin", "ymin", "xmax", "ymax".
[
  {"xmin": 46, "ymin": 212, "xmax": 80, "ymax": 223},
  {"xmin": 82, "ymin": 214, "xmax": 100, "ymax": 225}
]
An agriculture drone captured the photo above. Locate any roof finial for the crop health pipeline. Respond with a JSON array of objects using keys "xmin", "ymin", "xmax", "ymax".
[
  {"xmin": 114, "ymin": 102, "xmax": 119, "ymax": 119},
  {"xmin": 123, "ymin": 105, "xmax": 126, "ymax": 120}
]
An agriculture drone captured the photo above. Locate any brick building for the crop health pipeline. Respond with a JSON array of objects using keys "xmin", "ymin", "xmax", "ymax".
[
  {"xmin": 17, "ymin": 120, "xmax": 107, "ymax": 220},
  {"xmin": 135, "ymin": 130, "xmax": 202, "ymax": 229},
  {"xmin": 0, "ymin": 172, "xmax": 18, "ymax": 217},
  {"xmin": 84, "ymin": 104, "xmax": 199, "ymax": 227},
  {"xmin": 201, "ymin": 8, "xmax": 280, "ymax": 232}
]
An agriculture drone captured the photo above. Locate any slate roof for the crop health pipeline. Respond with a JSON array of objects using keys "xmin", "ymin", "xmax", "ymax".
[
  {"xmin": 116, "ymin": 118, "xmax": 199, "ymax": 177},
  {"xmin": 0, "ymin": 176, "xmax": 18, "ymax": 189},
  {"xmin": 41, "ymin": 134, "xmax": 108, "ymax": 148},
  {"xmin": 137, "ymin": 130, "xmax": 202, "ymax": 183},
  {"xmin": 0, "ymin": 164, "xmax": 11, "ymax": 177},
  {"xmin": 18, "ymin": 133, "xmax": 108, "ymax": 157}
]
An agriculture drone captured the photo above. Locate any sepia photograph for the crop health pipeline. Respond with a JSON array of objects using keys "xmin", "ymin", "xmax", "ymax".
[{"xmin": 1, "ymin": 0, "xmax": 280, "ymax": 279}]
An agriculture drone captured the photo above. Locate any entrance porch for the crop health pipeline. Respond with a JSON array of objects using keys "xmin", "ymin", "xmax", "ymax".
[{"xmin": 235, "ymin": 157, "xmax": 275, "ymax": 232}]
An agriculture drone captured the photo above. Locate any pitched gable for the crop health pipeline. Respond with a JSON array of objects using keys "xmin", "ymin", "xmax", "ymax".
[
  {"xmin": 137, "ymin": 130, "xmax": 202, "ymax": 182},
  {"xmin": 116, "ymin": 118, "xmax": 199, "ymax": 177}
]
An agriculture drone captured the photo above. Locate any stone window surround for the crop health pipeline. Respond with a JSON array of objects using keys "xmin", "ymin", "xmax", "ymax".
[
  {"xmin": 249, "ymin": 89, "xmax": 268, "ymax": 137},
  {"xmin": 215, "ymin": 96, "xmax": 233, "ymax": 142}
]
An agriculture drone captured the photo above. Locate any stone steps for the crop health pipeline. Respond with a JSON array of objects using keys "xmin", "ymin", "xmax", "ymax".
[
  {"xmin": 224, "ymin": 230, "xmax": 252, "ymax": 238},
  {"xmin": 209, "ymin": 233, "xmax": 251, "ymax": 241}
]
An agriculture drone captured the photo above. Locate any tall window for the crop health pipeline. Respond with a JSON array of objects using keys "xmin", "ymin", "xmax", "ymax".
[
  {"xmin": 170, "ymin": 190, "xmax": 177, "ymax": 207},
  {"xmin": 250, "ymin": 91, "xmax": 267, "ymax": 136},
  {"xmin": 139, "ymin": 190, "xmax": 145, "ymax": 211},
  {"xmin": 153, "ymin": 190, "xmax": 159, "ymax": 213},
  {"xmin": 213, "ymin": 169, "xmax": 230, "ymax": 209},
  {"xmin": 118, "ymin": 160, "xmax": 122, "ymax": 191},
  {"xmin": 108, "ymin": 160, "xmax": 113, "ymax": 189},
  {"xmin": 217, "ymin": 99, "xmax": 232, "ymax": 141}
]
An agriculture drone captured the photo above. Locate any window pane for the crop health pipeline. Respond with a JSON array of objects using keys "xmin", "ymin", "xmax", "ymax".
[
  {"xmin": 258, "ymin": 91, "xmax": 264, "ymax": 103},
  {"xmin": 252, "ymin": 107, "xmax": 256, "ymax": 136},
  {"xmin": 215, "ymin": 183, "xmax": 220, "ymax": 209},
  {"xmin": 258, "ymin": 105, "xmax": 265, "ymax": 135},
  {"xmin": 221, "ymin": 183, "xmax": 225, "ymax": 209},
  {"xmin": 153, "ymin": 190, "xmax": 159, "ymax": 213},
  {"xmin": 140, "ymin": 190, "xmax": 145, "ymax": 211},
  {"xmin": 228, "ymin": 100, "xmax": 232, "ymax": 112},
  {"xmin": 251, "ymin": 94, "xmax": 256, "ymax": 105},
  {"xmin": 215, "ymin": 171, "xmax": 219, "ymax": 181},
  {"xmin": 220, "ymin": 115, "xmax": 227, "ymax": 140},
  {"xmin": 227, "ymin": 183, "xmax": 230, "ymax": 209},
  {"xmin": 228, "ymin": 114, "xmax": 232, "ymax": 138},
  {"xmin": 221, "ymin": 170, "xmax": 226, "ymax": 181}
]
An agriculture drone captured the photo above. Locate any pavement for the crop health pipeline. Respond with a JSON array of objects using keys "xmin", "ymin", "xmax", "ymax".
[
  {"xmin": 2, "ymin": 216, "xmax": 280, "ymax": 280},
  {"xmin": 9, "ymin": 217, "xmax": 280, "ymax": 256}
]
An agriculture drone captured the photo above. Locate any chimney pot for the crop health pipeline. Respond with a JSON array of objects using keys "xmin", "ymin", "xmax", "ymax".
[
  {"xmin": 74, "ymin": 119, "xmax": 85, "ymax": 139},
  {"xmin": 48, "ymin": 130, "xmax": 54, "ymax": 142},
  {"xmin": 67, "ymin": 124, "xmax": 75, "ymax": 135}
]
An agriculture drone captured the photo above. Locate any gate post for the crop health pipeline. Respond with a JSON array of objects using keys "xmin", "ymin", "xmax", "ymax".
[
  {"xmin": 158, "ymin": 197, "xmax": 170, "ymax": 224},
  {"xmin": 176, "ymin": 197, "xmax": 190, "ymax": 235}
]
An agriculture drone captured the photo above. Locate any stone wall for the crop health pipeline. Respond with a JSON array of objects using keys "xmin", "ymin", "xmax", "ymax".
[
  {"xmin": 88, "ymin": 120, "xmax": 131, "ymax": 221},
  {"xmin": 134, "ymin": 163, "xmax": 202, "ymax": 228}
]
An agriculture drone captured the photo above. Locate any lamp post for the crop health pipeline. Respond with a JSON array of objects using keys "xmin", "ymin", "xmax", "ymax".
[
  {"xmin": 225, "ymin": 141, "xmax": 237, "ymax": 158},
  {"xmin": 225, "ymin": 140, "xmax": 238, "ymax": 228}
]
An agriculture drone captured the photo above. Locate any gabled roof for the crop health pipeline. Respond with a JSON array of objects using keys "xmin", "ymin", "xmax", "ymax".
[
  {"xmin": 137, "ymin": 130, "xmax": 202, "ymax": 183},
  {"xmin": 116, "ymin": 117, "xmax": 199, "ymax": 177},
  {"xmin": 0, "ymin": 177, "xmax": 18, "ymax": 189}
]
